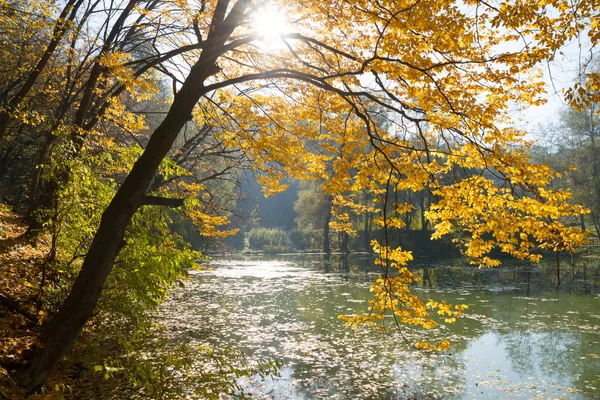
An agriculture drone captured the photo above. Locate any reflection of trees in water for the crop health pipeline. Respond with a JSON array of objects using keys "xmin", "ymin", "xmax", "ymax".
[
  {"xmin": 355, "ymin": 257, "xmax": 598, "ymax": 395},
  {"xmin": 411, "ymin": 259, "xmax": 600, "ymax": 397},
  {"xmin": 322, "ymin": 253, "xmax": 374, "ymax": 281},
  {"xmin": 340, "ymin": 253, "xmax": 349, "ymax": 274},
  {"xmin": 498, "ymin": 306, "xmax": 600, "ymax": 395},
  {"xmin": 282, "ymin": 258, "xmax": 470, "ymax": 399},
  {"xmin": 322, "ymin": 252, "xmax": 330, "ymax": 273},
  {"xmin": 499, "ymin": 329, "xmax": 588, "ymax": 389},
  {"xmin": 503, "ymin": 331, "xmax": 536, "ymax": 374},
  {"xmin": 472, "ymin": 267, "xmax": 600, "ymax": 395},
  {"xmin": 421, "ymin": 259, "xmax": 600, "ymax": 297},
  {"xmin": 422, "ymin": 267, "xmax": 433, "ymax": 287}
]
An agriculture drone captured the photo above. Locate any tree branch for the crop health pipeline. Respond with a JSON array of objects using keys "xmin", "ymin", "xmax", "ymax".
[{"xmin": 141, "ymin": 196, "xmax": 185, "ymax": 208}]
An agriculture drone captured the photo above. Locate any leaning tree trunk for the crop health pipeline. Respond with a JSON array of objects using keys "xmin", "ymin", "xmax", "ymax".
[{"xmin": 21, "ymin": 56, "xmax": 215, "ymax": 393}]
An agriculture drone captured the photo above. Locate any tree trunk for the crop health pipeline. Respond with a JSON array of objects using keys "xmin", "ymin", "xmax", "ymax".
[
  {"xmin": 341, "ymin": 231, "xmax": 349, "ymax": 254},
  {"xmin": 22, "ymin": 56, "xmax": 214, "ymax": 394},
  {"xmin": 323, "ymin": 195, "xmax": 332, "ymax": 254},
  {"xmin": 22, "ymin": 0, "xmax": 250, "ymax": 387},
  {"xmin": 420, "ymin": 198, "xmax": 428, "ymax": 232},
  {"xmin": 422, "ymin": 267, "xmax": 430, "ymax": 287},
  {"xmin": 362, "ymin": 211, "xmax": 370, "ymax": 250},
  {"xmin": 23, "ymin": 179, "xmax": 58, "ymax": 244},
  {"xmin": 23, "ymin": 92, "xmax": 73, "ymax": 237},
  {"xmin": 591, "ymin": 212, "xmax": 600, "ymax": 238},
  {"xmin": 26, "ymin": 133, "xmax": 56, "ymax": 218}
]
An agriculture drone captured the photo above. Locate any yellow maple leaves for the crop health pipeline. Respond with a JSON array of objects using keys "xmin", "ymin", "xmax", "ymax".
[
  {"xmin": 340, "ymin": 239, "xmax": 469, "ymax": 351},
  {"xmin": 426, "ymin": 148, "xmax": 589, "ymax": 267}
]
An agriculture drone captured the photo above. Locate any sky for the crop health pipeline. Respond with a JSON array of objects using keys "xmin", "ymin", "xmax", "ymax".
[{"xmin": 516, "ymin": 38, "xmax": 594, "ymax": 134}]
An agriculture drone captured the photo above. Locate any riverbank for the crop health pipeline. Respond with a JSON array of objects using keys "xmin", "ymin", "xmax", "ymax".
[
  {"xmin": 0, "ymin": 205, "xmax": 276, "ymax": 399},
  {"xmin": 0, "ymin": 205, "xmax": 132, "ymax": 399}
]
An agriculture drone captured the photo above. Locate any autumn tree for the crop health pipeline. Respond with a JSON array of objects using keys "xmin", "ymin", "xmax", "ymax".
[
  {"xmin": 0, "ymin": 0, "xmax": 86, "ymax": 142},
  {"xmin": 11, "ymin": 0, "xmax": 598, "ymax": 390}
]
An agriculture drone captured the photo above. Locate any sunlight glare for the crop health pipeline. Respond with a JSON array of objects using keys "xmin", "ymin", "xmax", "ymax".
[{"xmin": 253, "ymin": 6, "xmax": 289, "ymax": 41}]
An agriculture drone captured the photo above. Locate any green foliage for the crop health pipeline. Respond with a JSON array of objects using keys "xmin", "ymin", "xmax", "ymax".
[
  {"xmin": 32, "ymin": 136, "xmax": 272, "ymax": 398},
  {"xmin": 292, "ymin": 181, "xmax": 333, "ymax": 251},
  {"xmin": 225, "ymin": 229, "xmax": 246, "ymax": 251},
  {"xmin": 34, "ymin": 137, "xmax": 203, "ymax": 343},
  {"xmin": 27, "ymin": 127, "xmax": 203, "ymax": 322},
  {"xmin": 100, "ymin": 206, "xmax": 201, "ymax": 326},
  {"xmin": 166, "ymin": 210, "xmax": 207, "ymax": 251},
  {"xmin": 38, "ymin": 141, "xmax": 118, "ymax": 312},
  {"xmin": 294, "ymin": 181, "xmax": 330, "ymax": 231},
  {"xmin": 248, "ymin": 227, "xmax": 292, "ymax": 251},
  {"xmin": 36, "ymin": 382, "xmax": 75, "ymax": 399},
  {"xmin": 290, "ymin": 227, "xmax": 323, "ymax": 251}
]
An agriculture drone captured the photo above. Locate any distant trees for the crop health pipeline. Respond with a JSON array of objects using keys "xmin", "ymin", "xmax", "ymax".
[
  {"xmin": 248, "ymin": 227, "xmax": 292, "ymax": 253},
  {"xmin": 532, "ymin": 67, "xmax": 600, "ymax": 237},
  {"xmin": 294, "ymin": 180, "xmax": 332, "ymax": 252},
  {"xmin": 557, "ymin": 105, "xmax": 600, "ymax": 236},
  {"xmin": 533, "ymin": 73, "xmax": 600, "ymax": 237}
]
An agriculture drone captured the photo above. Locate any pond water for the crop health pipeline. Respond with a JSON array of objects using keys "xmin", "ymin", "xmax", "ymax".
[{"xmin": 160, "ymin": 253, "xmax": 600, "ymax": 399}]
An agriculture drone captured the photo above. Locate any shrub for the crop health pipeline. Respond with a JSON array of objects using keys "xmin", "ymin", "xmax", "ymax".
[{"xmin": 247, "ymin": 228, "xmax": 292, "ymax": 251}]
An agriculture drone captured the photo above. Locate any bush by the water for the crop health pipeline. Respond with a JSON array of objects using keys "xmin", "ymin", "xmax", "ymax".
[{"xmin": 248, "ymin": 228, "xmax": 292, "ymax": 252}]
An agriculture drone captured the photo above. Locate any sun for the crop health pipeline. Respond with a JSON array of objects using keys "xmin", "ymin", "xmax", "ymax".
[{"xmin": 253, "ymin": 6, "xmax": 289, "ymax": 41}]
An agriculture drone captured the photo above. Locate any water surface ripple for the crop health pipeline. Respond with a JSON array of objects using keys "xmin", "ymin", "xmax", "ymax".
[{"xmin": 160, "ymin": 254, "xmax": 600, "ymax": 399}]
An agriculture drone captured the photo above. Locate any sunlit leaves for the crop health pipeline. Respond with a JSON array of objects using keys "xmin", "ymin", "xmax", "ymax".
[
  {"xmin": 427, "ymin": 171, "xmax": 588, "ymax": 267},
  {"xmin": 340, "ymin": 240, "xmax": 468, "ymax": 351}
]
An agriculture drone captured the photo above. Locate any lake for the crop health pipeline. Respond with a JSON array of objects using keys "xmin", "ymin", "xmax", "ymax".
[{"xmin": 159, "ymin": 253, "xmax": 600, "ymax": 399}]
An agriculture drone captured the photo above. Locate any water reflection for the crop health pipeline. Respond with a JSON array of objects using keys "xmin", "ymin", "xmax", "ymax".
[{"xmin": 159, "ymin": 254, "xmax": 600, "ymax": 399}]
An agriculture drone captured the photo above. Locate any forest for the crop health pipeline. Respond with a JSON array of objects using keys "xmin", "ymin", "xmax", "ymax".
[{"xmin": 0, "ymin": 0, "xmax": 599, "ymax": 398}]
